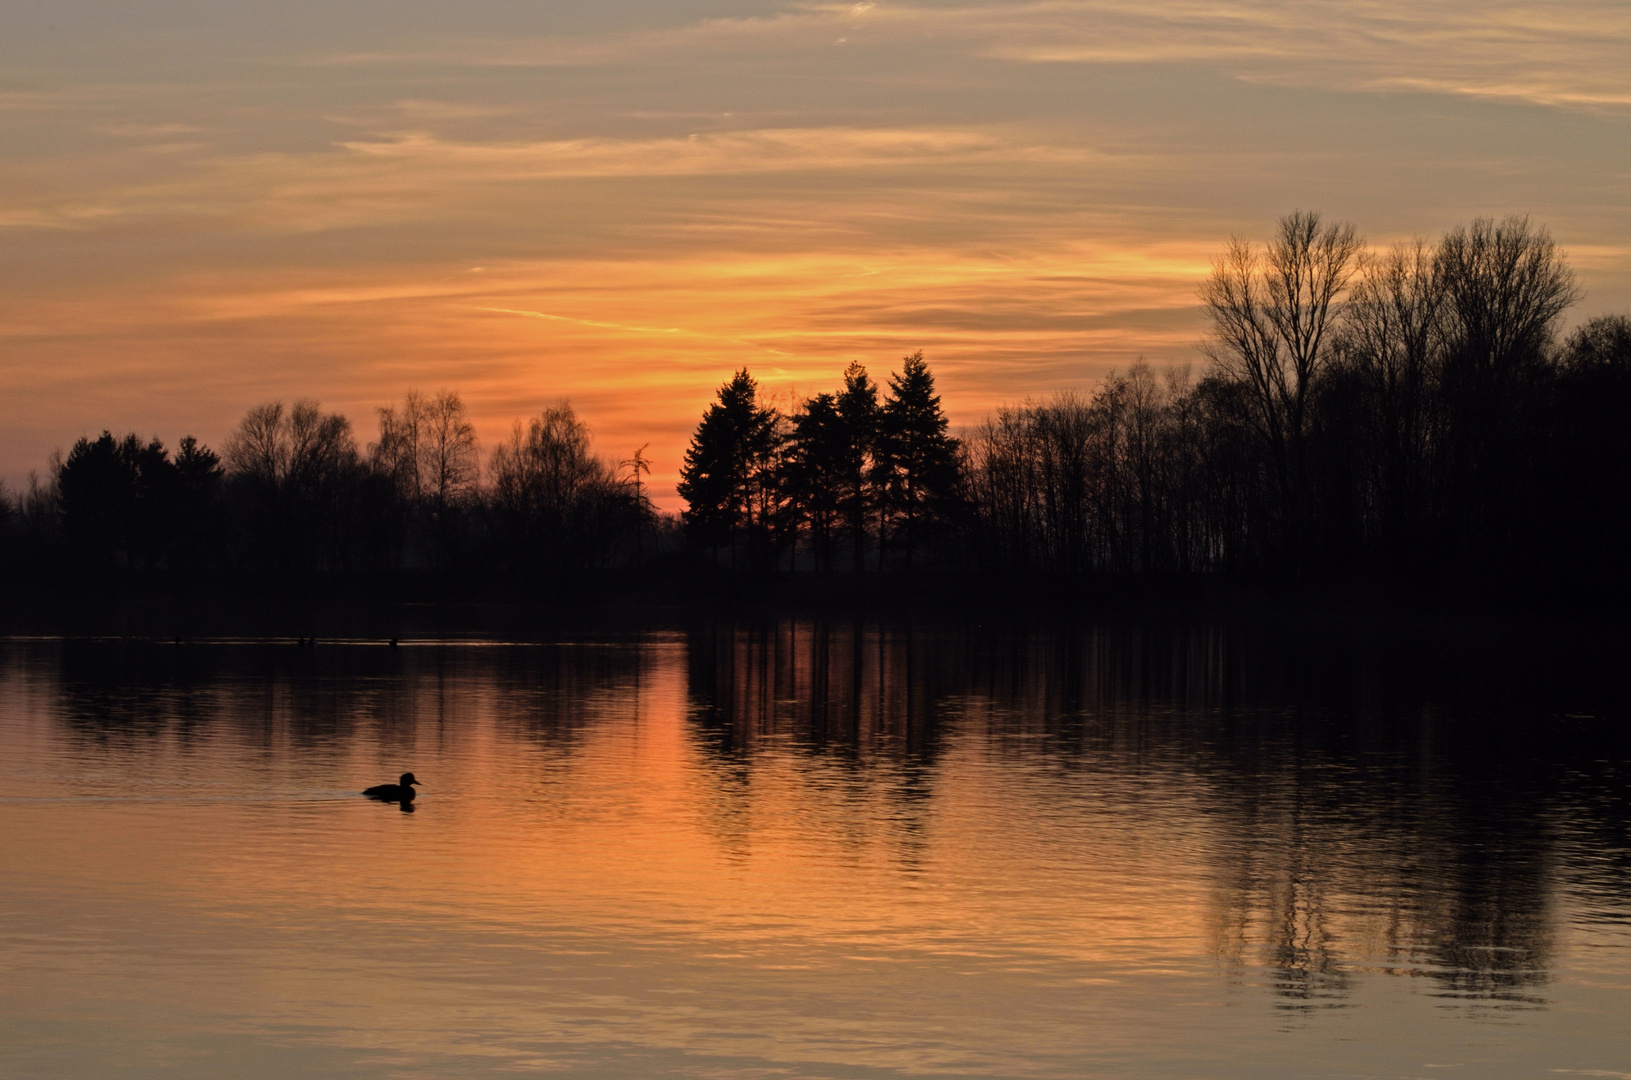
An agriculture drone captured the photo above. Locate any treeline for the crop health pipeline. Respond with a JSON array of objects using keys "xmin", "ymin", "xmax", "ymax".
[
  {"xmin": 678, "ymin": 213, "xmax": 1631, "ymax": 594},
  {"xmin": 0, "ymin": 392, "xmax": 659, "ymax": 582},
  {"xmin": 5, "ymin": 211, "xmax": 1628, "ymax": 602}
]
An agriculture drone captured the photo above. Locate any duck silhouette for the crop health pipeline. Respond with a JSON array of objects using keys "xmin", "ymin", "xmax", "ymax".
[{"xmin": 363, "ymin": 772, "xmax": 420, "ymax": 803}]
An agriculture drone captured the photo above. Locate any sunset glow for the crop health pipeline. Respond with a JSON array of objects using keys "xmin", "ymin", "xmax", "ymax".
[{"xmin": 3, "ymin": 0, "xmax": 1628, "ymax": 505}]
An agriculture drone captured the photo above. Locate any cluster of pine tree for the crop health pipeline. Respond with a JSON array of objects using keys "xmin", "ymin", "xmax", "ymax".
[{"xmin": 677, "ymin": 352, "xmax": 961, "ymax": 572}]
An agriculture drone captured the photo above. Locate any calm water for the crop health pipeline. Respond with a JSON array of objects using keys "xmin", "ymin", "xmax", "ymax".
[{"xmin": 2, "ymin": 618, "xmax": 1629, "ymax": 1079}]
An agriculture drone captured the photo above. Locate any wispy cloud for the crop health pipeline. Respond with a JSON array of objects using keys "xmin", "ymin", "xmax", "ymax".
[
  {"xmin": 270, "ymin": 0, "xmax": 1631, "ymax": 113},
  {"xmin": 0, "ymin": 125, "xmax": 1126, "ymax": 235},
  {"xmin": 954, "ymin": 0, "xmax": 1631, "ymax": 110},
  {"xmin": 337, "ymin": 126, "xmax": 1102, "ymax": 177}
]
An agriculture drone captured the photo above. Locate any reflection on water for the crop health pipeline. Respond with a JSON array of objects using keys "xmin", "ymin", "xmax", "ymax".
[
  {"xmin": 685, "ymin": 620, "xmax": 1627, "ymax": 1016},
  {"xmin": 2, "ymin": 618, "xmax": 1629, "ymax": 1078}
]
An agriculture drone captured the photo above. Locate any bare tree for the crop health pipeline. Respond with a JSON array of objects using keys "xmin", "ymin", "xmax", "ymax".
[
  {"xmin": 1336, "ymin": 240, "xmax": 1446, "ymax": 562},
  {"xmin": 967, "ymin": 403, "xmax": 1039, "ymax": 572},
  {"xmin": 1124, "ymin": 360, "xmax": 1166, "ymax": 574},
  {"xmin": 225, "ymin": 402, "xmax": 287, "ymax": 489},
  {"xmin": 286, "ymin": 400, "xmax": 355, "ymax": 501},
  {"xmin": 1437, "ymin": 216, "xmax": 1580, "ymax": 380},
  {"xmin": 418, "ymin": 391, "xmax": 478, "ymax": 568},
  {"xmin": 1434, "ymin": 216, "xmax": 1580, "ymax": 571},
  {"xmin": 1202, "ymin": 210, "xmax": 1362, "ymax": 566},
  {"xmin": 224, "ymin": 399, "xmax": 358, "ymax": 569},
  {"xmin": 490, "ymin": 402, "xmax": 626, "ymax": 571},
  {"xmin": 372, "ymin": 390, "xmax": 426, "ymax": 506},
  {"xmin": 619, "ymin": 444, "xmax": 652, "ymax": 561}
]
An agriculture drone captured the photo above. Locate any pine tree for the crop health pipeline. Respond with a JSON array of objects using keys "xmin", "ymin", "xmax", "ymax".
[
  {"xmin": 876, "ymin": 352, "xmax": 960, "ymax": 568},
  {"xmin": 786, "ymin": 392, "xmax": 847, "ymax": 572},
  {"xmin": 677, "ymin": 369, "xmax": 778, "ymax": 563},
  {"xmin": 835, "ymin": 361, "xmax": 880, "ymax": 571}
]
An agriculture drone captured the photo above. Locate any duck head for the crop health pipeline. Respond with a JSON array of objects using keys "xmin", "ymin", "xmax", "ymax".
[{"xmin": 400, "ymin": 772, "xmax": 419, "ymax": 789}]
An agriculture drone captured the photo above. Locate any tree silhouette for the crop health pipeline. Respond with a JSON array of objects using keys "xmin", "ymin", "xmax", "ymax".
[
  {"xmin": 171, "ymin": 436, "xmax": 224, "ymax": 570},
  {"xmin": 488, "ymin": 402, "xmax": 630, "ymax": 573},
  {"xmin": 419, "ymin": 391, "xmax": 479, "ymax": 569},
  {"xmin": 1329, "ymin": 240, "xmax": 1443, "ymax": 574},
  {"xmin": 58, "ymin": 432, "xmax": 141, "ymax": 568},
  {"xmin": 1434, "ymin": 216, "xmax": 1580, "ymax": 577},
  {"xmin": 677, "ymin": 369, "xmax": 778, "ymax": 566},
  {"xmin": 835, "ymin": 361, "xmax": 880, "ymax": 571},
  {"xmin": 224, "ymin": 400, "xmax": 358, "ymax": 571},
  {"xmin": 1548, "ymin": 315, "xmax": 1631, "ymax": 585},
  {"xmin": 620, "ymin": 444, "xmax": 653, "ymax": 561},
  {"xmin": 12, "ymin": 211, "xmax": 1626, "ymax": 602},
  {"xmin": 1202, "ymin": 211, "xmax": 1362, "ymax": 573},
  {"xmin": 875, "ymin": 351, "xmax": 960, "ymax": 569},
  {"xmin": 785, "ymin": 393, "xmax": 847, "ymax": 572}
]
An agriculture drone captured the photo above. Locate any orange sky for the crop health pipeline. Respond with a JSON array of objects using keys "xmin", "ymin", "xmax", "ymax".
[{"xmin": 2, "ymin": 0, "xmax": 1629, "ymax": 507}]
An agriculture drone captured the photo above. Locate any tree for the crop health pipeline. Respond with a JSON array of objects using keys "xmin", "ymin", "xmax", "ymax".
[
  {"xmin": 1546, "ymin": 315, "xmax": 1631, "ymax": 584},
  {"xmin": 835, "ymin": 361, "xmax": 880, "ymax": 571},
  {"xmin": 1123, "ymin": 361, "xmax": 1168, "ymax": 575},
  {"xmin": 373, "ymin": 391, "xmax": 426, "ymax": 508},
  {"xmin": 967, "ymin": 401, "xmax": 1040, "ymax": 573},
  {"xmin": 1329, "ymin": 240, "xmax": 1445, "ymax": 571},
  {"xmin": 1202, "ymin": 211, "xmax": 1362, "ymax": 571},
  {"xmin": 57, "ymin": 432, "xmax": 141, "ymax": 568},
  {"xmin": 171, "ymin": 435, "xmax": 224, "ymax": 569},
  {"xmin": 875, "ymin": 351, "xmax": 960, "ymax": 569},
  {"xmin": 1434, "ymin": 216, "xmax": 1580, "ymax": 573},
  {"xmin": 418, "ymin": 391, "xmax": 479, "ymax": 569},
  {"xmin": 488, "ymin": 401, "xmax": 633, "ymax": 573},
  {"xmin": 677, "ymin": 369, "xmax": 778, "ymax": 564},
  {"xmin": 619, "ymin": 444, "xmax": 653, "ymax": 561},
  {"xmin": 785, "ymin": 393, "xmax": 848, "ymax": 571},
  {"xmin": 224, "ymin": 399, "xmax": 359, "ymax": 570},
  {"xmin": 53, "ymin": 431, "xmax": 222, "ymax": 570},
  {"xmin": 1438, "ymin": 216, "xmax": 1580, "ymax": 386}
]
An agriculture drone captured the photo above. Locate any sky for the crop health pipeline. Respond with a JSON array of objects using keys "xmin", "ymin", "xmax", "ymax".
[{"xmin": 2, "ymin": 0, "xmax": 1628, "ymax": 507}]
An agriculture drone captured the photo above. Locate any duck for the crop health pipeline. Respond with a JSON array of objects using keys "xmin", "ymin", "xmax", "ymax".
[{"xmin": 363, "ymin": 772, "xmax": 420, "ymax": 802}]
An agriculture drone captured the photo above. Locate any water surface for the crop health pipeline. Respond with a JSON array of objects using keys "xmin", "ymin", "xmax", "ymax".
[{"xmin": 2, "ymin": 619, "xmax": 1628, "ymax": 1078}]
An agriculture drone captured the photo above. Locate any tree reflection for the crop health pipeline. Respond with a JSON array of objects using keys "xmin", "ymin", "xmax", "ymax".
[
  {"xmin": 21, "ymin": 617, "xmax": 1629, "ymax": 1014},
  {"xmin": 683, "ymin": 615, "xmax": 1628, "ymax": 1010}
]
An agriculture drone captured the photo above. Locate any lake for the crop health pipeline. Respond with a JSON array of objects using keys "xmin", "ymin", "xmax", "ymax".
[{"xmin": 1, "ymin": 615, "xmax": 1628, "ymax": 1078}]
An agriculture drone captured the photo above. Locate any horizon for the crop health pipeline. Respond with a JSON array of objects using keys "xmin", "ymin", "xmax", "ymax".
[{"xmin": 3, "ymin": 0, "xmax": 1629, "ymax": 509}]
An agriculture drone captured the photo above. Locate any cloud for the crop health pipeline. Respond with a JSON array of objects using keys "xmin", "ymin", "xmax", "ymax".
[
  {"xmin": 0, "ymin": 124, "xmax": 1128, "ymax": 237},
  {"xmin": 280, "ymin": 0, "xmax": 1631, "ymax": 114},
  {"xmin": 381, "ymin": 0, "xmax": 1629, "ymax": 114},
  {"xmin": 957, "ymin": 0, "xmax": 1631, "ymax": 110},
  {"xmin": 337, "ymin": 126, "xmax": 1101, "ymax": 177}
]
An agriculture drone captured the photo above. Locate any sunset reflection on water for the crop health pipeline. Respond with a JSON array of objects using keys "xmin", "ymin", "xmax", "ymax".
[{"xmin": 1, "ymin": 621, "xmax": 1627, "ymax": 1078}]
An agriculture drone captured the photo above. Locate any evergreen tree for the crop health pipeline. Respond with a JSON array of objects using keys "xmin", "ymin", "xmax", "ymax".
[
  {"xmin": 57, "ymin": 432, "xmax": 140, "ymax": 568},
  {"xmin": 786, "ymin": 392, "xmax": 847, "ymax": 571},
  {"xmin": 875, "ymin": 352, "xmax": 960, "ymax": 568},
  {"xmin": 677, "ymin": 369, "xmax": 778, "ymax": 563},
  {"xmin": 172, "ymin": 436, "xmax": 225, "ymax": 570},
  {"xmin": 835, "ymin": 361, "xmax": 880, "ymax": 571}
]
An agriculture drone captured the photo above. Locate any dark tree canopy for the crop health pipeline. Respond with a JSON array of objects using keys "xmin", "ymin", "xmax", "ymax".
[
  {"xmin": 677, "ymin": 369, "xmax": 779, "ymax": 556},
  {"xmin": 875, "ymin": 351, "xmax": 961, "ymax": 567},
  {"xmin": 785, "ymin": 392, "xmax": 847, "ymax": 571}
]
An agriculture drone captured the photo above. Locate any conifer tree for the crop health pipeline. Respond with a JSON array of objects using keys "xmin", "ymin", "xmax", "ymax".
[
  {"xmin": 678, "ymin": 369, "xmax": 778, "ymax": 563},
  {"xmin": 786, "ymin": 392, "xmax": 847, "ymax": 571},
  {"xmin": 875, "ymin": 351, "xmax": 960, "ymax": 568},
  {"xmin": 835, "ymin": 361, "xmax": 880, "ymax": 571}
]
